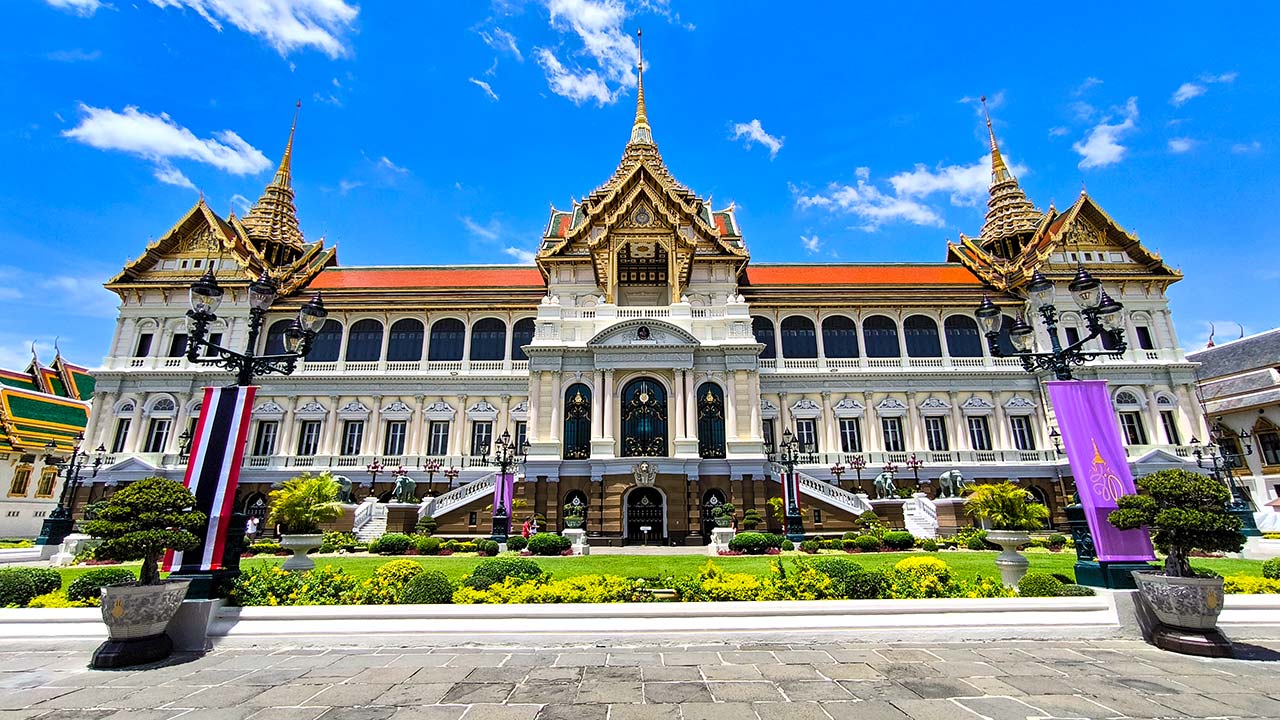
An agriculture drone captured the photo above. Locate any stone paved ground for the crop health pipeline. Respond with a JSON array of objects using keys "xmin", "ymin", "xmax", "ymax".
[{"xmin": 1, "ymin": 638, "xmax": 1279, "ymax": 720}]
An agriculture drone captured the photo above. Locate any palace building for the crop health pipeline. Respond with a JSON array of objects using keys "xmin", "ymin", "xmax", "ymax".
[{"xmin": 81, "ymin": 61, "xmax": 1209, "ymax": 544}]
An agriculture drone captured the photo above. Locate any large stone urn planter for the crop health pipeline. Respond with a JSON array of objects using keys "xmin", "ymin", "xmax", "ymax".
[
  {"xmin": 563, "ymin": 516, "xmax": 585, "ymax": 529},
  {"xmin": 1132, "ymin": 571, "xmax": 1225, "ymax": 630},
  {"xmin": 91, "ymin": 579, "xmax": 191, "ymax": 669},
  {"xmin": 280, "ymin": 533, "xmax": 324, "ymax": 571},
  {"xmin": 985, "ymin": 529, "xmax": 1031, "ymax": 586}
]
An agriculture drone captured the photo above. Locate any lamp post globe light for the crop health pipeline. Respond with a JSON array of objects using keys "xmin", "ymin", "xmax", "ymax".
[
  {"xmin": 849, "ymin": 454, "xmax": 866, "ymax": 493},
  {"xmin": 778, "ymin": 427, "xmax": 805, "ymax": 542},
  {"xmin": 487, "ymin": 429, "xmax": 529, "ymax": 543},
  {"xmin": 905, "ymin": 453, "xmax": 924, "ymax": 488},
  {"xmin": 35, "ymin": 432, "xmax": 105, "ymax": 552},
  {"xmin": 1190, "ymin": 430, "xmax": 1261, "ymax": 537}
]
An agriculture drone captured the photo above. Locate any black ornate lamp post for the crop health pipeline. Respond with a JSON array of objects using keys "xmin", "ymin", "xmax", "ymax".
[
  {"xmin": 849, "ymin": 454, "xmax": 866, "ymax": 493},
  {"xmin": 905, "ymin": 453, "xmax": 924, "ymax": 489},
  {"xmin": 830, "ymin": 462, "xmax": 845, "ymax": 488},
  {"xmin": 974, "ymin": 268, "xmax": 1126, "ymax": 381},
  {"xmin": 443, "ymin": 466, "xmax": 460, "ymax": 488},
  {"xmin": 365, "ymin": 459, "xmax": 384, "ymax": 496},
  {"xmin": 779, "ymin": 428, "xmax": 805, "ymax": 541},
  {"xmin": 35, "ymin": 433, "xmax": 105, "ymax": 550},
  {"xmin": 177, "ymin": 428, "xmax": 193, "ymax": 458},
  {"xmin": 487, "ymin": 430, "xmax": 529, "ymax": 543},
  {"xmin": 1190, "ymin": 431, "xmax": 1260, "ymax": 537},
  {"xmin": 424, "ymin": 459, "xmax": 441, "ymax": 496}
]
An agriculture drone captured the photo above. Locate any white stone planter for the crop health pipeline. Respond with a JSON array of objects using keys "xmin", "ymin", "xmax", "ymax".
[
  {"xmin": 280, "ymin": 534, "xmax": 324, "ymax": 571},
  {"xmin": 708, "ymin": 527, "xmax": 736, "ymax": 556},
  {"xmin": 99, "ymin": 579, "xmax": 191, "ymax": 640},
  {"xmin": 986, "ymin": 529, "xmax": 1030, "ymax": 586},
  {"xmin": 1133, "ymin": 571, "xmax": 1225, "ymax": 630}
]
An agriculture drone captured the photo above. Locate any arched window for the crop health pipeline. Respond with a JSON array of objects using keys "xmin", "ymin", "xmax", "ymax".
[
  {"xmin": 780, "ymin": 316, "xmax": 818, "ymax": 358},
  {"xmin": 696, "ymin": 383, "xmax": 726, "ymax": 459},
  {"xmin": 903, "ymin": 315, "xmax": 941, "ymax": 358},
  {"xmin": 264, "ymin": 319, "xmax": 293, "ymax": 355},
  {"xmin": 308, "ymin": 320, "xmax": 343, "ymax": 362},
  {"xmin": 944, "ymin": 316, "xmax": 983, "ymax": 357},
  {"xmin": 994, "ymin": 315, "xmax": 1018, "ymax": 356},
  {"xmin": 821, "ymin": 316, "xmax": 859, "ymax": 358},
  {"xmin": 387, "ymin": 319, "xmax": 424, "ymax": 362},
  {"xmin": 345, "ymin": 319, "xmax": 384, "ymax": 362},
  {"xmin": 511, "ymin": 318, "xmax": 536, "ymax": 361},
  {"xmin": 752, "ymin": 317, "xmax": 776, "ymax": 359},
  {"xmin": 428, "ymin": 319, "xmax": 465, "ymax": 361},
  {"xmin": 563, "ymin": 490, "xmax": 589, "ymax": 527},
  {"xmin": 621, "ymin": 377, "xmax": 667, "ymax": 457},
  {"xmin": 862, "ymin": 315, "xmax": 900, "ymax": 358},
  {"xmin": 563, "ymin": 384, "xmax": 591, "ymax": 459},
  {"xmin": 470, "ymin": 318, "xmax": 507, "ymax": 361}
]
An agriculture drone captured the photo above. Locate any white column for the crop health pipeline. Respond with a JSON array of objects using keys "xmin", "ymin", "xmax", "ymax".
[
  {"xmin": 377, "ymin": 318, "xmax": 391, "ymax": 367},
  {"xmin": 454, "ymin": 395, "xmax": 469, "ymax": 455},
  {"xmin": 779, "ymin": 392, "xmax": 791, "ymax": 435},
  {"xmin": 407, "ymin": 395, "xmax": 425, "ymax": 454},
  {"xmin": 461, "ymin": 316, "xmax": 473, "ymax": 368},
  {"xmin": 125, "ymin": 400, "xmax": 146, "ymax": 453},
  {"xmin": 684, "ymin": 370, "xmax": 696, "ymax": 437},
  {"xmin": 749, "ymin": 371, "xmax": 761, "ymax": 440},
  {"xmin": 725, "ymin": 372, "xmax": 738, "ymax": 441},
  {"xmin": 815, "ymin": 311, "xmax": 827, "ymax": 370},
  {"xmin": 368, "ymin": 396, "xmax": 383, "ymax": 456},
  {"xmin": 906, "ymin": 392, "xmax": 923, "ymax": 451},
  {"xmin": 863, "ymin": 393, "xmax": 879, "ymax": 452},
  {"xmin": 948, "ymin": 391, "xmax": 965, "ymax": 450},
  {"xmin": 820, "ymin": 391, "xmax": 835, "ymax": 452},
  {"xmin": 549, "ymin": 380, "xmax": 563, "ymax": 443},
  {"xmin": 321, "ymin": 397, "xmax": 340, "ymax": 455},
  {"xmin": 673, "ymin": 370, "xmax": 686, "ymax": 439},
  {"xmin": 528, "ymin": 372, "xmax": 542, "ymax": 442},
  {"xmin": 1144, "ymin": 388, "xmax": 1163, "ymax": 445},
  {"xmin": 278, "ymin": 400, "xmax": 297, "ymax": 457},
  {"xmin": 603, "ymin": 370, "xmax": 615, "ymax": 440},
  {"xmin": 168, "ymin": 394, "xmax": 191, "ymax": 455},
  {"xmin": 591, "ymin": 371, "xmax": 604, "ymax": 438},
  {"xmin": 773, "ymin": 311, "xmax": 784, "ymax": 363},
  {"xmin": 993, "ymin": 394, "xmax": 1012, "ymax": 450}
]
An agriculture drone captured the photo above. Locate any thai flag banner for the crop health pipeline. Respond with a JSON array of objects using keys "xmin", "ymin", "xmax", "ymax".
[{"xmin": 164, "ymin": 384, "xmax": 256, "ymax": 573}]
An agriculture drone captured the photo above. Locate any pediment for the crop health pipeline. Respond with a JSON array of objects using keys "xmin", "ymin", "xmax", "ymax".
[{"xmin": 587, "ymin": 319, "xmax": 700, "ymax": 348}]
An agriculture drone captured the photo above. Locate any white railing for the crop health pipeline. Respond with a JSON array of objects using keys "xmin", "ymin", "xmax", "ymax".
[
  {"xmin": 353, "ymin": 499, "xmax": 375, "ymax": 531},
  {"xmin": 616, "ymin": 307, "xmax": 671, "ymax": 319},
  {"xmin": 345, "ymin": 361, "xmax": 379, "ymax": 372},
  {"xmin": 951, "ymin": 358, "xmax": 985, "ymax": 368},
  {"xmin": 908, "ymin": 358, "xmax": 944, "ymax": 368},
  {"xmin": 386, "ymin": 361, "xmax": 419, "ymax": 371},
  {"xmin": 691, "ymin": 307, "xmax": 726, "ymax": 318},
  {"xmin": 793, "ymin": 470, "xmax": 873, "ymax": 515},
  {"xmin": 782, "ymin": 359, "xmax": 819, "ymax": 370},
  {"xmin": 865, "ymin": 358, "xmax": 901, "ymax": 369},
  {"xmin": 903, "ymin": 494, "xmax": 939, "ymax": 539},
  {"xmin": 420, "ymin": 471, "xmax": 497, "ymax": 520},
  {"xmin": 426, "ymin": 361, "xmax": 463, "ymax": 372},
  {"xmin": 470, "ymin": 361, "xmax": 504, "ymax": 372}
]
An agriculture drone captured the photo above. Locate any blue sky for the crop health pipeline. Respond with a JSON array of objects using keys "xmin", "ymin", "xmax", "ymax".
[{"xmin": 3, "ymin": 0, "xmax": 1278, "ymax": 370}]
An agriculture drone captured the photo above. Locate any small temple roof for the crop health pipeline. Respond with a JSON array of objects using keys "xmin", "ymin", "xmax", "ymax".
[
  {"xmin": 310, "ymin": 266, "xmax": 545, "ymax": 290},
  {"xmin": 0, "ymin": 352, "xmax": 91, "ymax": 454},
  {"xmin": 744, "ymin": 264, "xmax": 984, "ymax": 287}
]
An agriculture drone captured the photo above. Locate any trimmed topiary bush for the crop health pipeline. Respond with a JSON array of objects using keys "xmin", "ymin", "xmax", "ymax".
[
  {"xmin": 1017, "ymin": 572, "xmax": 1064, "ymax": 597},
  {"xmin": 67, "ymin": 567, "xmax": 138, "ymax": 603},
  {"xmin": 3, "ymin": 567, "xmax": 62, "ymax": 597},
  {"xmin": 842, "ymin": 531, "xmax": 860, "ymax": 541},
  {"xmin": 882, "ymin": 531, "xmax": 915, "ymax": 551},
  {"xmin": 0, "ymin": 569, "xmax": 37, "ymax": 608},
  {"xmin": 919, "ymin": 539, "xmax": 939, "ymax": 552},
  {"xmin": 370, "ymin": 533, "xmax": 414, "ymax": 555},
  {"xmin": 852, "ymin": 535, "xmax": 882, "ymax": 552},
  {"xmin": 781, "ymin": 539, "xmax": 794, "ymax": 551},
  {"xmin": 742, "ymin": 509, "xmax": 763, "ymax": 530},
  {"xmin": 413, "ymin": 535, "xmax": 441, "ymax": 555},
  {"xmin": 476, "ymin": 539, "xmax": 501, "ymax": 556},
  {"xmin": 841, "ymin": 538, "xmax": 857, "ymax": 551},
  {"xmin": 728, "ymin": 532, "xmax": 783, "ymax": 555},
  {"xmin": 1046, "ymin": 534, "xmax": 1068, "ymax": 551},
  {"xmin": 464, "ymin": 556, "xmax": 545, "ymax": 590},
  {"xmin": 414, "ymin": 515, "xmax": 438, "ymax": 536},
  {"xmin": 507, "ymin": 536, "xmax": 528, "ymax": 552},
  {"xmin": 1058, "ymin": 584, "xmax": 1096, "ymax": 596},
  {"xmin": 809, "ymin": 557, "xmax": 891, "ymax": 599},
  {"xmin": 82, "ymin": 476, "xmax": 206, "ymax": 586},
  {"xmin": 966, "ymin": 535, "xmax": 989, "ymax": 551},
  {"xmin": 527, "ymin": 532, "xmax": 571, "ymax": 556},
  {"xmin": 319, "ymin": 531, "xmax": 357, "ymax": 554},
  {"xmin": 1108, "ymin": 468, "xmax": 1245, "ymax": 577},
  {"xmin": 402, "ymin": 570, "xmax": 454, "ymax": 604},
  {"xmin": 1262, "ymin": 557, "xmax": 1280, "ymax": 581},
  {"xmin": 800, "ymin": 539, "xmax": 820, "ymax": 553}
]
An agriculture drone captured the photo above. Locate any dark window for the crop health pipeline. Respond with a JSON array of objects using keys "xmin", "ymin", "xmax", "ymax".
[
  {"xmin": 1160, "ymin": 411, "xmax": 1181, "ymax": 446},
  {"xmin": 795, "ymin": 418, "xmax": 818, "ymax": 453},
  {"xmin": 821, "ymin": 316, "xmax": 859, "ymax": 358},
  {"xmin": 427, "ymin": 421, "xmax": 450, "ymax": 456},
  {"xmin": 1136, "ymin": 326, "xmax": 1155, "ymax": 350},
  {"xmin": 752, "ymin": 317, "xmax": 776, "ymax": 359},
  {"xmin": 384, "ymin": 421, "xmax": 407, "ymax": 456},
  {"xmin": 780, "ymin": 316, "xmax": 817, "ymax": 358},
  {"xmin": 470, "ymin": 318, "xmax": 507, "ymax": 361},
  {"xmin": 762, "ymin": 419, "xmax": 776, "ymax": 453},
  {"xmin": 696, "ymin": 383, "xmax": 726, "ymax": 459},
  {"xmin": 967, "ymin": 416, "xmax": 992, "ymax": 451},
  {"xmin": 110, "ymin": 418, "xmax": 130, "ymax": 454},
  {"xmin": 308, "ymin": 320, "xmax": 343, "ymax": 362},
  {"xmin": 387, "ymin": 319, "xmax": 424, "ymax": 362},
  {"xmin": 428, "ymin": 319, "xmax": 465, "ymax": 361},
  {"xmin": 1117, "ymin": 413, "xmax": 1146, "ymax": 446},
  {"xmin": 839, "ymin": 417, "xmax": 862, "ymax": 453},
  {"xmin": 514, "ymin": 421, "xmax": 527, "ymax": 452},
  {"xmin": 1064, "ymin": 326, "xmax": 1081, "ymax": 346},
  {"xmin": 205, "ymin": 332, "xmax": 222, "ymax": 357},
  {"xmin": 1259, "ymin": 431, "xmax": 1280, "ymax": 466},
  {"xmin": 167, "ymin": 333, "xmax": 188, "ymax": 357},
  {"xmin": 944, "ymin": 316, "xmax": 983, "ymax": 357},
  {"xmin": 995, "ymin": 315, "xmax": 1018, "ymax": 356},
  {"xmin": 1011, "ymin": 416, "xmax": 1038, "ymax": 450},
  {"xmin": 252, "ymin": 421, "xmax": 278, "ymax": 456},
  {"xmin": 621, "ymin": 377, "xmax": 667, "ymax": 457},
  {"xmin": 144, "ymin": 418, "xmax": 171, "ymax": 453},
  {"xmin": 925, "ymin": 416, "xmax": 949, "ymax": 451},
  {"xmin": 862, "ymin": 315, "xmax": 901, "ymax": 358},
  {"xmin": 881, "ymin": 417, "xmax": 905, "ymax": 452},
  {"xmin": 264, "ymin": 320, "xmax": 292, "ymax": 355},
  {"xmin": 470, "ymin": 421, "xmax": 493, "ymax": 457},
  {"xmin": 563, "ymin": 384, "xmax": 592, "ymax": 459},
  {"xmin": 511, "ymin": 318, "xmax": 536, "ymax": 361},
  {"xmin": 468, "ymin": 511, "xmax": 477, "ymax": 526},
  {"xmin": 345, "ymin": 319, "xmax": 384, "ymax": 362},
  {"xmin": 296, "ymin": 421, "xmax": 322, "ymax": 456},
  {"xmin": 340, "ymin": 420, "xmax": 364, "ymax": 456},
  {"xmin": 812, "ymin": 508, "xmax": 822, "ymax": 524},
  {"xmin": 904, "ymin": 315, "xmax": 942, "ymax": 357},
  {"xmin": 134, "ymin": 333, "xmax": 153, "ymax": 357}
]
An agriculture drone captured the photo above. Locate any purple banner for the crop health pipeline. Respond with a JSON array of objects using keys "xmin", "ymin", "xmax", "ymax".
[
  {"xmin": 492, "ymin": 471, "xmax": 515, "ymax": 532},
  {"xmin": 1047, "ymin": 380, "xmax": 1155, "ymax": 562}
]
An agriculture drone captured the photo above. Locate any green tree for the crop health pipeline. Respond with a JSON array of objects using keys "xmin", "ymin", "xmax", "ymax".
[
  {"xmin": 267, "ymin": 472, "xmax": 344, "ymax": 534},
  {"xmin": 1108, "ymin": 469, "xmax": 1244, "ymax": 577},
  {"xmin": 964, "ymin": 482, "xmax": 1049, "ymax": 531},
  {"xmin": 82, "ymin": 477, "xmax": 206, "ymax": 586}
]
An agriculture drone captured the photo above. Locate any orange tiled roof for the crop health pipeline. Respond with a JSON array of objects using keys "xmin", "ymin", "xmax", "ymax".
[
  {"xmin": 310, "ymin": 266, "xmax": 546, "ymax": 290},
  {"xmin": 745, "ymin": 264, "xmax": 982, "ymax": 286}
]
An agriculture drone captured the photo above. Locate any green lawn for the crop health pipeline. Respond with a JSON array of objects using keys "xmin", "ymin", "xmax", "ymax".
[{"xmin": 52, "ymin": 550, "xmax": 1269, "ymax": 585}]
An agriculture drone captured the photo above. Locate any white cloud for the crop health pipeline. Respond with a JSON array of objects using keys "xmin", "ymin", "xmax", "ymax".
[
  {"xmin": 479, "ymin": 27, "xmax": 523, "ymax": 61},
  {"xmin": 1170, "ymin": 71, "xmax": 1237, "ymax": 106},
  {"xmin": 1167, "ymin": 137, "xmax": 1194, "ymax": 154},
  {"xmin": 463, "ymin": 216, "xmax": 500, "ymax": 241},
  {"xmin": 45, "ymin": 0, "xmax": 103, "ymax": 16},
  {"xmin": 504, "ymin": 247, "xmax": 536, "ymax": 264},
  {"xmin": 377, "ymin": 155, "xmax": 408, "ymax": 174},
  {"xmin": 1231, "ymin": 140, "xmax": 1262, "ymax": 154},
  {"xmin": 63, "ymin": 104, "xmax": 271, "ymax": 187},
  {"xmin": 230, "ymin": 193, "xmax": 252, "ymax": 214},
  {"xmin": 146, "ymin": 0, "xmax": 359, "ymax": 58},
  {"xmin": 729, "ymin": 119, "xmax": 783, "ymax": 159},
  {"xmin": 888, "ymin": 154, "xmax": 1028, "ymax": 208},
  {"xmin": 536, "ymin": 0, "xmax": 637, "ymax": 105},
  {"xmin": 1048, "ymin": 126, "xmax": 1070, "ymax": 138},
  {"xmin": 800, "ymin": 235, "xmax": 820, "ymax": 254},
  {"xmin": 337, "ymin": 179, "xmax": 363, "ymax": 194},
  {"xmin": 468, "ymin": 78, "xmax": 500, "ymax": 102},
  {"xmin": 1074, "ymin": 77, "xmax": 1103, "ymax": 95},
  {"xmin": 484, "ymin": 57, "xmax": 499, "ymax": 77},
  {"xmin": 0, "ymin": 266, "xmax": 118, "ymax": 320},
  {"xmin": 1072, "ymin": 97, "xmax": 1139, "ymax": 169},
  {"xmin": 46, "ymin": 48, "xmax": 102, "ymax": 62},
  {"xmin": 793, "ymin": 168, "xmax": 945, "ymax": 231}
]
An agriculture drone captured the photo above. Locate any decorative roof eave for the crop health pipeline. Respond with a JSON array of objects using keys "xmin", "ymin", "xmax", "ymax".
[{"xmin": 106, "ymin": 199, "xmax": 259, "ymax": 292}]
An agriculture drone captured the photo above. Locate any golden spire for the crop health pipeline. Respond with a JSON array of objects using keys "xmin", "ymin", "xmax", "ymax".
[
  {"xmin": 976, "ymin": 95, "xmax": 1040, "ymax": 249},
  {"xmin": 242, "ymin": 101, "xmax": 304, "ymax": 253},
  {"xmin": 628, "ymin": 29, "xmax": 653, "ymax": 147}
]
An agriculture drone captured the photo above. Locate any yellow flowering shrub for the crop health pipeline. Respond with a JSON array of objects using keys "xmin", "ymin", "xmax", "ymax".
[
  {"xmin": 891, "ymin": 557, "xmax": 954, "ymax": 599},
  {"xmin": 26, "ymin": 592, "xmax": 95, "ymax": 608},
  {"xmin": 669, "ymin": 561, "xmax": 764, "ymax": 602},
  {"xmin": 761, "ymin": 559, "xmax": 837, "ymax": 600},
  {"xmin": 451, "ymin": 574, "xmax": 650, "ymax": 604},
  {"xmin": 229, "ymin": 564, "xmax": 359, "ymax": 606},
  {"xmin": 348, "ymin": 560, "xmax": 425, "ymax": 604},
  {"xmin": 1223, "ymin": 575, "xmax": 1280, "ymax": 594}
]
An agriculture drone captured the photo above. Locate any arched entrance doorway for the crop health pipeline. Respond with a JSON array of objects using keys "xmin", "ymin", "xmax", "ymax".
[
  {"xmin": 624, "ymin": 486, "xmax": 666, "ymax": 544},
  {"xmin": 563, "ymin": 490, "xmax": 589, "ymax": 530},
  {"xmin": 621, "ymin": 377, "xmax": 668, "ymax": 457},
  {"xmin": 1026, "ymin": 484, "xmax": 1053, "ymax": 529},
  {"xmin": 242, "ymin": 492, "xmax": 268, "ymax": 532},
  {"xmin": 700, "ymin": 489, "xmax": 727, "ymax": 539}
]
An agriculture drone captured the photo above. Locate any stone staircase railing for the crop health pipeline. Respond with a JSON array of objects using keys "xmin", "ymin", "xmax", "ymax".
[
  {"xmin": 352, "ymin": 500, "xmax": 388, "ymax": 542},
  {"xmin": 903, "ymin": 494, "xmax": 939, "ymax": 539},
  {"xmin": 420, "ymin": 472, "xmax": 497, "ymax": 521},
  {"xmin": 790, "ymin": 469, "xmax": 874, "ymax": 516}
]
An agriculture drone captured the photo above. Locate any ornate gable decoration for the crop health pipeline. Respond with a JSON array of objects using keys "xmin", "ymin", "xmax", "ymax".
[
  {"xmin": 337, "ymin": 401, "xmax": 370, "ymax": 419},
  {"xmin": 960, "ymin": 395, "xmax": 995, "ymax": 415},
  {"xmin": 587, "ymin": 319, "xmax": 699, "ymax": 348},
  {"xmin": 876, "ymin": 397, "xmax": 908, "ymax": 417},
  {"xmin": 466, "ymin": 401, "xmax": 499, "ymax": 420},
  {"xmin": 918, "ymin": 396, "xmax": 950, "ymax": 416},
  {"xmin": 296, "ymin": 401, "xmax": 327, "ymax": 418},
  {"xmin": 510, "ymin": 400, "xmax": 529, "ymax": 421},
  {"xmin": 253, "ymin": 401, "xmax": 286, "ymax": 418},
  {"xmin": 381, "ymin": 401, "xmax": 413, "ymax": 420},
  {"xmin": 833, "ymin": 398, "xmax": 865, "ymax": 418},
  {"xmin": 790, "ymin": 398, "xmax": 822, "ymax": 419},
  {"xmin": 423, "ymin": 401, "xmax": 455, "ymax": 421},
  {"xmin": 1003, "ymin": 395, "xmax": 1037, "ymax": 415},
  {"xmin": 761, "ymin": 398, "xmax": 779, "ymax": 419}
]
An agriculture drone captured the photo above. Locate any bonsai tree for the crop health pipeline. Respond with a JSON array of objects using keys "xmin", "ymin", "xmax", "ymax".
[
  {"xmin": 712, "ymin": 502, "xmax": 736, "ymax": 524},
  {"xmin": 1108, "ymin": 469, "xmax": 1244, "ymax": 578},
  {"xmin": 267, "ymin": 472, "xmax": 344, "ymax": 535},
  {"xmin": 563, "ymin": 502, "xmax": 586, "ymax": 519},
  {"xmin": 742, "ymin": 508, "xmax": 762, "ymax": 530},
  {"xmin": 964, "ymin": 482, "xmax": 1049, "ymax": 530},
  {"xmin": 81, "ymin": 476, "xmax": 207, "ymax": 586}
]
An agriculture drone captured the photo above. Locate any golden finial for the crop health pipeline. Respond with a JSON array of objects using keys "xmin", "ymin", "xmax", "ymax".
[
  {"xmin": 981, "ymin": 95, "xmax": 1010, "ymax": 183},
  {"xmin": 276, "ymin": 100, "xmax": 301, "ymax": 187},
  {"xmin": 628, "ymin": 29, "xmax": 653, "ymax": 146}
]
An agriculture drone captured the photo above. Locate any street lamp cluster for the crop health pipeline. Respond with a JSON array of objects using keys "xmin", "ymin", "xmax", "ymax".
[
  {"xmin": 975, "ymin": 267, "xmax": 1126, "ymax": 381},
  {"xmin": 35, "ymin": 432, "xmax": 105, "ymax": 548},
  {"xmin": 1190, "ymin": 423, "xmax": 1261, "ymax": 537},
  {"xmin": 486, "ymin": 429, "xmax": 530, "ymax": 542}
]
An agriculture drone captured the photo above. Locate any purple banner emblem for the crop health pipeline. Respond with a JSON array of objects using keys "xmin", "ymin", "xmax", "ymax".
[{"xmin": 1047, "ymin": 380, "xmax": 1155, "ymax": 562}]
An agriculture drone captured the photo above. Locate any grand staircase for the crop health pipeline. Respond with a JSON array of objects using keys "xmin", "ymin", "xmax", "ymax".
[
  {"xmin": 352, "ymin": 499, "xmax": 388, "ymax": 542},
  {"xmin": 791, "ymin": 469, "xmax": 874, "ymax": 516},
  {"xmin": 902, "ymin": 494, "xmax": 939, "ymax": 539},
  {"xmin": 418, "ymin": 472, "xmax": 497, "ymax": 522}
]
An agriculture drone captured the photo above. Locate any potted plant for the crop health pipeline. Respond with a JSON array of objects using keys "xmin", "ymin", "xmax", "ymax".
[
  {"xmin": 80, "ymin": 476, "xmax": 207, "ymax": 668},
  {"xmin": 267, "ymin": 472, "xmax": 344, "ymax": 571},
  {"xmin": 712, "ymin": 502, "xmax": 736, "ymax": 528},
  {"xmin": 563, "ymin": 501, "xmax": 586, "ymax": 529},
  {"xmin": 964, "ymin": 482, "xmax": 1049, "ymax": 585},
  {"xmin": 741, "ymin": 508, "xmax": 762, "ymax": 530},
  {"xmin": 1108, "ymin": 469, "xmax": 1244, "ymax": 630}
]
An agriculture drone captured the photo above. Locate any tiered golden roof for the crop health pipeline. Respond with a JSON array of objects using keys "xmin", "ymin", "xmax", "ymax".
[
  {"xmin": 975, "ymin": 97, "xmax": 1041, "ymax": 253},
  {"xmin": 240, "ymin": 102, "xmax": 305, "ymax": 259}
]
